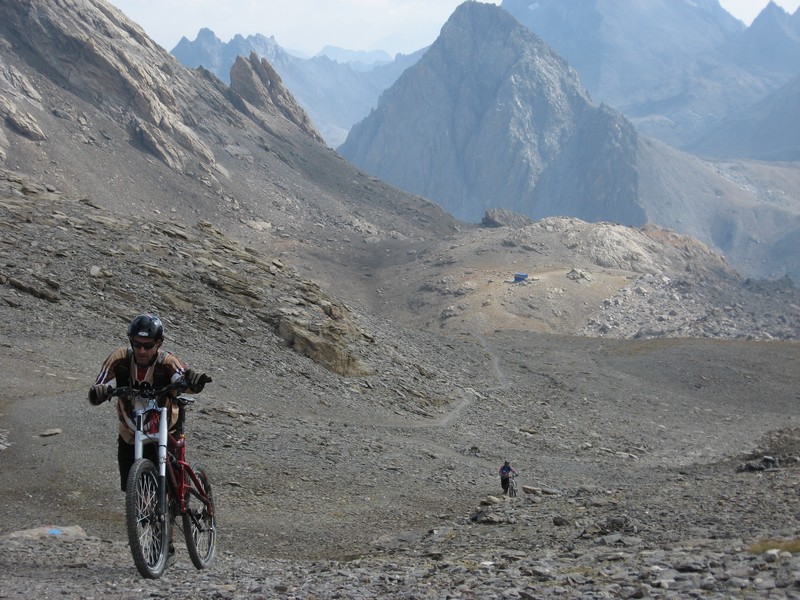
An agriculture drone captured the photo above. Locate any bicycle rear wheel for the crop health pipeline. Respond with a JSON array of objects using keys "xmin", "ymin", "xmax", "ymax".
[
  {"xmin": 126, "ymin": 459, "xmax": 170, "ymax": 579},
  {"xmin": 182, "ymin": 463, "xmax": 216, "ymax": 569}
]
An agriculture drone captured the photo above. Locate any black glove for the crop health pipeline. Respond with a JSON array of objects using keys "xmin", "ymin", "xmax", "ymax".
[
  {"xmin": 88, "ymin": 383, "xmax": 111, "ymax": 405},
  {"xmin": 184, "ymin": 368, "xmax": 211, "ymax": 391}
]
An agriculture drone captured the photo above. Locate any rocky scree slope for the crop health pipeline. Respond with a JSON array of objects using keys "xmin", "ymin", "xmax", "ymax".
[
  {"xmin": 0, "ymin": 167, "xmax": 498, "ymax": 556},
  {"xmin": 370, "ymin": 214, "xmax": 800, "ymax": 341},
  {"xmin": 3, "ymin": 170, "xmax": 800, "ymax": 599}
]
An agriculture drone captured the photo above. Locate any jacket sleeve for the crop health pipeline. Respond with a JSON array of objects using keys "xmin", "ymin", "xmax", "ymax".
[
  {"xmin": 88, "ymin": 347, "xmax": 126, "ymax": 405},
  {"xmin": 162, "ymin": 352, "xmax": 206, "ymax": 392}
]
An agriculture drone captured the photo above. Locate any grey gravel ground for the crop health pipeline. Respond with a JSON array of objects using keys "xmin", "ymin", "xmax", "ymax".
[{"xmin": 2, "ymin": 171, "xmax": 800, "ymax": 598}]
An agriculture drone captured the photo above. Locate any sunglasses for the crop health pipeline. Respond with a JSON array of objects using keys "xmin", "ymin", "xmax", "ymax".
[{"xmin": 131, "ymin": 340, "xmax": 158, "ymax": 350}]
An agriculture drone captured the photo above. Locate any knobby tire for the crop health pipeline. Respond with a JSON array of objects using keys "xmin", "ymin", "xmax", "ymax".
[
  {"xmin": 126, "ymin": 458, "xmax": 170, "ymax": 579},
  {"xmin": 182, "ymin": 463, "xmax": 216, "ymax": 569}
]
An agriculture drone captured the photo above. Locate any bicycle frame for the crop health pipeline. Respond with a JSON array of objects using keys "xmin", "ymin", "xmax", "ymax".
[
  {"xmin": 131, "ymin": 397, "xmax": 214, "ymax": 523},
  {"xmin": 165, "ymin": 426, "xmax": 214, "ymax": 523},
  {"xmin": 508, "ymin": 473, "xmax": 518, "ymax": 496}
]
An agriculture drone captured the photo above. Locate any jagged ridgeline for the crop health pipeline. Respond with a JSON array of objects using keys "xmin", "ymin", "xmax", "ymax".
[{"xmin": 0, "ymin": 0, "xmax": 456, "ymax": 251}]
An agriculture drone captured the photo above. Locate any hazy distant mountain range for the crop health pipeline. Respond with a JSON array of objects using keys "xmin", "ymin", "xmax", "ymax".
[
  {"xmin": 172, "ymin": 0, "xmax": 800, "ymax": 157},
  {"xmin": 172, "ymin": 29, "xmax": 422, "ymax": 146},
  {"xmin": 687, "ymin": 71, "xmax": 800, "ymax": 162},
  {"xmin": 501, "ymin": 0, "xmax": 800, "ymax": 150}
]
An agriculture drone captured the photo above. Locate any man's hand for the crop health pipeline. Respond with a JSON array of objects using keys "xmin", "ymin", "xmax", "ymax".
[
  {"xmin": 184, "ymin": 368, "xmax": 211, "ymax": 391},
  {"xmin": 88, "ymin": 384, "xmax": 111, "ymax": 405}
]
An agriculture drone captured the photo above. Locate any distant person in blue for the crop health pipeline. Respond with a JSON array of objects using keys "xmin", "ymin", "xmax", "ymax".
[{"xmin": 499, "ymin": 460, "xmax": 518, "ymax": 495}]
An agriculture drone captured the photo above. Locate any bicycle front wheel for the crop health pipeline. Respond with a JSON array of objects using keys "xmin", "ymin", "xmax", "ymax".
[
  {"xmin": 126, "ymin": 459, "xmax": 170, "ymax": 579},
  {"xmin": 182, "ymin": 463, "xmax": 216, "ymax": 569}
]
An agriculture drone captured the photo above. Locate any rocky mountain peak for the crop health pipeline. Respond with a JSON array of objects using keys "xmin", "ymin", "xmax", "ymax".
[
  {"xmin": 195, "ymin": 27, "xmax": 222, "ymax": 44},
  {"xmin": 340, "ymin": 1, "xmax": 606, "ymax": 223},
  {"xmin": 172, "ymin": 28, "xmax": 288, "ymax": 83},
  {"xmin": 436, "ymin": 1, "xmax": 574, "ymax": 75},
  {"xmin": 752, "ymin": 0, "xmax": 793, "ymax": 26},
  {"xmin": 170, "ymin": 28, "xmax": 225, "ymax": 68},
  {"xmin": 228, "ymin": 52, "xmax": 322, "ymax": 142},
  {"xmin": 735, "ymin": 0, "xmax": 800, "ymax": 71},
  {"xmin": 338, "ymin": 1, "xmax": 800, "ymax": 284}
]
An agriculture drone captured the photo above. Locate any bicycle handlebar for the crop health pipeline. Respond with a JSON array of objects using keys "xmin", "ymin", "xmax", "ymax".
[{"xmin": 108, "ymin": 379, "xmax": 191, "ymax": 400}]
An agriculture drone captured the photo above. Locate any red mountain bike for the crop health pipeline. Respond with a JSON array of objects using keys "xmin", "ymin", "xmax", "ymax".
[{"xmin": 109, "ymin": 380, "xmax": 216, "ymax": 579}]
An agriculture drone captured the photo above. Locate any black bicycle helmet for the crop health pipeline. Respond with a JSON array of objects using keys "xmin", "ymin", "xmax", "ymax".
[{"xmin": 128, "ymin": 314, "xmax": 164, "ymax": 340}]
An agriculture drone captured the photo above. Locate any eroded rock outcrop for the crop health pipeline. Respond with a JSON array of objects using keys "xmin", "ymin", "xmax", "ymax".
[
  {"xmin": 481, "ymin": 208, "xmax": 534, "ymax": 229},
  {"xmin": 229, "ymin": 53, "xmax": 322, "ymax": 143}
]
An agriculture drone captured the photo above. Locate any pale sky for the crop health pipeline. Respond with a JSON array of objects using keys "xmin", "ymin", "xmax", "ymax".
[{"xmin": 107, "ymin": 0, "xmax": 800, "ymax": 56}]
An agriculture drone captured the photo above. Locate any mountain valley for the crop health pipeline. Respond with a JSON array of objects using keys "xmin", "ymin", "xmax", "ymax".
[{"xmin": 1, "ymin": 1, "xmax": 800, "ymax": 598}]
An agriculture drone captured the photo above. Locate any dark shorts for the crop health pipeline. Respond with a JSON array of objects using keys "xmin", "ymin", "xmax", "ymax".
[
  {"xmin": 117, "ymin": 436, "xmax": 158, "ymax": 492},
  {"xmin": 501, "ymin": 477, "xmax": 510, "ymax": 492}
]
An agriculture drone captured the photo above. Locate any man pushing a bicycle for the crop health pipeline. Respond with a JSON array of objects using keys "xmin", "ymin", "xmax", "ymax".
[
  {"xmin": 499, "ymin": 460, "xmax": 518, "ymax": 495},
  {"xmin": 88, "ymin": 314, "xmax": 210, "ymax": 491}
]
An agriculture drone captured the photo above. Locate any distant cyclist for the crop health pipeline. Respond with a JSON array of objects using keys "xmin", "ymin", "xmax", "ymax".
[
  {"xmin": 499, "ymin": 460, "xmax": 518, "ymax": 495},
  {"xmin": 88, "ymin": 313, "xmax": 210, "ymax": 492}
]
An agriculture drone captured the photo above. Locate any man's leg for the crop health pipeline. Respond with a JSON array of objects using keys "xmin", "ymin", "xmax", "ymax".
[
  {"xmin": 117, "ymin": 436, "xmax": 134, "ymax": 492},
  {"xmin": 117, "ymin": 438, "xmax": 158, "ymax": 491}
]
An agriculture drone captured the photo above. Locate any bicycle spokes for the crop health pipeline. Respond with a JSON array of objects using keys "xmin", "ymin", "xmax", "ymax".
[
  {"xmin": 126, "ymin": 460, "xmax": 170, "ymax": 578},
  {"xmin": 135, "ymin": 475, "xmax": 163, "ymax": 563},
  {"xmin": 182, "ymin": 464, "xmax": 216, "ymax": 569}
]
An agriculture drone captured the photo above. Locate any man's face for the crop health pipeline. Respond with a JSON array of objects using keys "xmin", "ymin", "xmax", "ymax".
[{"xmin": 130, "ymin": 336, "xmax": 160, "ymax": 366}]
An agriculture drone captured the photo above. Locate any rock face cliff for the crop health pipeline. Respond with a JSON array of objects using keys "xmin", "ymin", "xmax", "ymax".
[{"xmin": 340, "ymin": 2, "xmax": 646, "ymax": 226}]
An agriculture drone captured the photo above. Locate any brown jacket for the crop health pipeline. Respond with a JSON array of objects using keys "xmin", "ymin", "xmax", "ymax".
[{"xmin": 91, "ymin": 347, "xmax": 192, "ymax": 444}]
